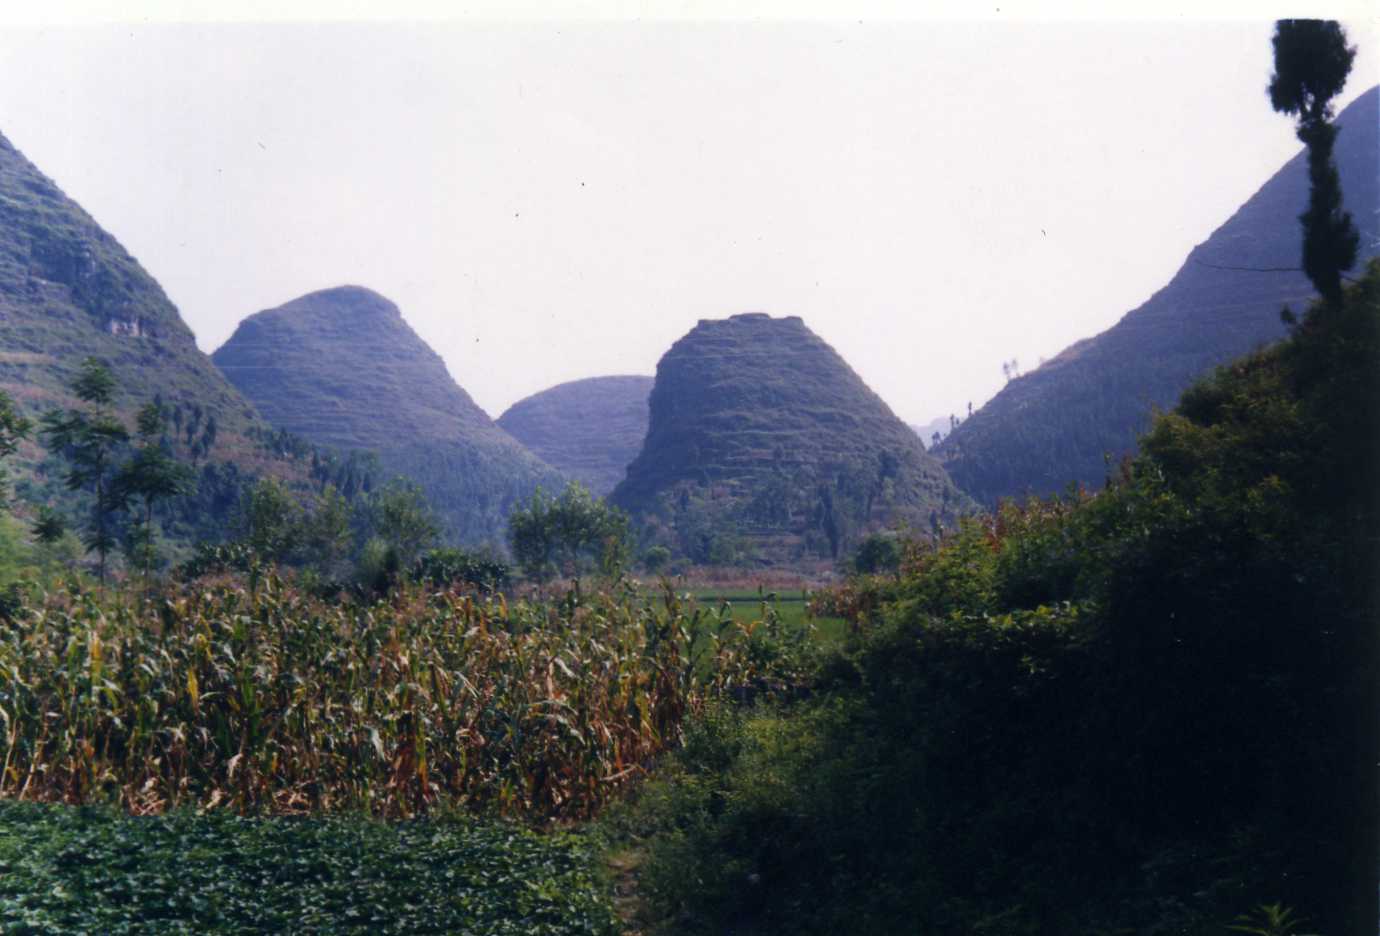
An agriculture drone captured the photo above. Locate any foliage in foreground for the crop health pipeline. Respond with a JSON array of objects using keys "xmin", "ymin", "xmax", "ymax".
[
  {"xmin": 0, "ymin": 800, "xmax": 617, "ymax": 935},
  {"xmin": 630, "ymin": 265, "xmax": 1378, "ymax": 935},
  {"xmin": 0, "ymin": 575, "xmax": 810, "ymax": 821}
]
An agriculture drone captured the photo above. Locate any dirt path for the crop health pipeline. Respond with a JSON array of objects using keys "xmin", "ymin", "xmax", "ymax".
[{"xmin": 607, "ymin": 847, "xmax": 648, "ymax": 935}]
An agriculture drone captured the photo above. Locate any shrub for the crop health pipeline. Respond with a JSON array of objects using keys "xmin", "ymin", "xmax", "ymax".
[
  {"xmin": 641, "ymin": 544, "xmax": 671, "ymax": 573},
  {"xmin": 849, "ymin": 532, "xmax": 902, "ymax": 574},
  {"xmin": 412, "ymin": 546, "xmax": 510, "ymax": 592}
]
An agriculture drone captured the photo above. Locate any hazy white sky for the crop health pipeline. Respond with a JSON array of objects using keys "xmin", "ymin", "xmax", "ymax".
[{"xmin": 0, "ymin": 3, "xmax": 1375, "ymax": 424}]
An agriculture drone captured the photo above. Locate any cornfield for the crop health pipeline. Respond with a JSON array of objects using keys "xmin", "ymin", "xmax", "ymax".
[{"xmin": 0, "ymin": 574, "xmax": 803, "ymax": 820}]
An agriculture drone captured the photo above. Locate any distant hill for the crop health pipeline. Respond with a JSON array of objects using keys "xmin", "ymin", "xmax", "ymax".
[
  {"xmin": 937, "ymin": 86, "xmax": 1380, "ymax": 505},
  {"xmin": 910, "ymin": 417, "xmax": 951, "ymax": 449},
  {"xmin": 611, "ymin": 313, "xmax": 969, "ymax": 564},
  {"xmin": 497, "ymin": 375, "xmax": 652, "ymax": 497},
  {"xmin": 212, "ymin": 287, "xmax": 565, "ymax": 545}
]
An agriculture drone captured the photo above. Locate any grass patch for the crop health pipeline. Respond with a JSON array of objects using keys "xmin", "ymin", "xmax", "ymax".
[{"xmin": 0, "ymin": 801, "xmax": 619, "ymax": 935}]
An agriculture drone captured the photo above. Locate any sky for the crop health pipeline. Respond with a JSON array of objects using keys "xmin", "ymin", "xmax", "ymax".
[{"xmin": 0, "ymin": 2, "xmax": 1375, "ymax": 426}]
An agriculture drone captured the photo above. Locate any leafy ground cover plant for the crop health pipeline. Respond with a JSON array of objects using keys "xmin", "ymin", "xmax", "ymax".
[{"xmin": 0, "ymin": 800, "xmax": 618, "ymax": 934}]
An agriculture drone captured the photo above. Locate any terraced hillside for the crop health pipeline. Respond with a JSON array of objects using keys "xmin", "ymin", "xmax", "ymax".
[
  {"xmin": 213, "ymin": 287, "xmax": 565, "ymax": 544},
  {"xmin": 0, "ymin": 129, "xmax": 267, "ymax": 456},
  {"xmin": 611, "ymin": 313, "xmax": 969, "ymax": 563},
  {"xmin": 0, "ymin": 126, "xmax": 325, "ymax": 543},
  {"xmin": 937, "ymin": 86, "xmax": 1380, "ymax": 504},
  {"xmin": 497, "ymin": 376, "xmax": 652, "ymax": 497}
]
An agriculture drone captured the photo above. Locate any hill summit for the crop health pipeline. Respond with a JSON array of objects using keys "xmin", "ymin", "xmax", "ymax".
[
  {"xmin": 212, "ymin": 287, "xmax": 564, "ymax": 544},
  {"xmin": 611, "ymin": 313, "xmax": 968, "ymax": 563},
  {"xmin": 497, "ymin": 375, "xmax": 652, "ymax": 497},
  {"xmin": 937, "ymin": 85, "xmax": 1380, "ymax": 504}
]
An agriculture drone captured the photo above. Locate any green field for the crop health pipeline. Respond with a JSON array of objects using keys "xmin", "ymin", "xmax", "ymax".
[{"xmin": 691, "ymin": 589, "xmax": 848, "ymax": 643}]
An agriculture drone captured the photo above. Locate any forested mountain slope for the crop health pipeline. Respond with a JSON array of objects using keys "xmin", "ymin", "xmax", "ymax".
[
  {"xmin": 213, "ymin": 287, "xmax": 565, "ymax": 544},
  {"xmin": 497, "ymin": 376, "xmax": 652, "ymax": 498},
  {"xmin": 611, "ymin": 312, "xmax": 968, "ymax": 563},
  {"xmin": 0, "ymin": 127, "xmax": 332, "ymax": 545},
  {"xmin": 0, "ymin": 129, "xmax": 269, "ymax": 461},
  {"xmin": 937, "ymin": 86, "xmax": 1379, "ymax": 504}
]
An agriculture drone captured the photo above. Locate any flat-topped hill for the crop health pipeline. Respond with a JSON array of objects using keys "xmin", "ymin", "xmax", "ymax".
[
  {"xmin": 937, "ymin": 86, "xmax": 1380, "ymax": 504},
  {"xmin": 611, "ymin": 313, "xmax": 968, "ymax": 562},
  {"xmin": 213, "ymin": 287, "xmax": 564, "ymax": 544},
  {"xmin": 497, "ymin": 375, "xmax": 652, "ymax": 497}
]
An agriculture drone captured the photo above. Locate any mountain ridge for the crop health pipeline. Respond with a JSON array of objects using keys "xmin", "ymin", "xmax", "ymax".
[{"xmin": 936, "ymin": 85, "xmax": 1380, "ymax": 504}]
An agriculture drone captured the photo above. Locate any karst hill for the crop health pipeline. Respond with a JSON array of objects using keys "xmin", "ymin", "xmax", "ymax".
[
  {"xmin": 497, "ymin": 375, "xmax": 653, "ymax": 498},
  {"xmin": 0, "ymin": 129, "xmax": 265, "ymax": 457},
  {"xmin": 212, "ymin": 287, "xmax": 565, "ymax": 544},
  {"xmin": 938, "ymin": 86, "xmax": 1380, "ymax": 504},
  {"xmin": 611, "ymin": 312, "xmax": 968, "ymax": 563}
]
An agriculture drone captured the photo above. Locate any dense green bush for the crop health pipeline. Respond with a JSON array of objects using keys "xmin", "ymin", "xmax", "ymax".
[
  {"xmin": 849, "ymin": 531, "xmax": 902, "ymax": 574},
  {"xmin": 412, "ymin": 546, "xmax": 510, "ymax": 592},
  {"xmin": 640, "ymin": 544, "xmax": 672, "ymax": 573}
]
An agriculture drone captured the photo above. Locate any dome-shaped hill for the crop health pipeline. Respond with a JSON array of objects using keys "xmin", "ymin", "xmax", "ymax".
[
  {"xmin": 213, "ymin": 287, "xmax": 565, "ymax": 545},
  {"xmin": 497, "ymin": 376, "xmax": 652, "ymax": 497},
  {"xmin": 937, "ymin": 86, "xmax": 1380, "ymax": 505},
  {"xmin": 611, "ymin": 313, "xmax": 969, "ymax": 563}
]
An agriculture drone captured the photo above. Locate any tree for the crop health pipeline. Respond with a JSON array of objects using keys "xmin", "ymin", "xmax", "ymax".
[
  {"xmin": 31, "ymin": 507, "xmax": 66, "ymax": 546},
  {"xmin": 1269, "ymin": 19, "xmax": 1359, "ymax": 303},
  {"xmin": 299, "ymin": 483, "xmax": 353, "ymax": 578},
  {"xmin": 361, "ymin": 480, "xmax": 440, "ymax": 572},
  {"xmin": 508, "ymin": 483, "xmax": 630, "ymax": 582},
  {"xmin": 114, "ymin": 402, "xmax": 194, "ymax": 584},
  {"xmin": 0, "ymin": 390, "xmax": 32, "ymax": 513},
  {"xmin": 40, "ymin": 358, "xmax": 130, "ymax": 585},
  {"xmin": 852, "ymin": 532, "xmax": 902, "ymax": 575},
  {"xmin": 642, "ymin": 544, "xmax": 672, "ymax": 573},
  {"xmin": 232, "ymin": 478, "xmax": 303, "ymax": 565}
]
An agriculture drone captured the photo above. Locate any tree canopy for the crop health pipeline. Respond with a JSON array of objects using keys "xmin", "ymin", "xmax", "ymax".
[{"xmin": 508, "ymin": 483, "xmax": 630, "ymax": 582}]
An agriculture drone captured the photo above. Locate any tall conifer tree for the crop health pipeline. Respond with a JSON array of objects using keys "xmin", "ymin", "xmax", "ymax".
[{"xmin": 1269, "ymin": 19, "xmax": 1358, "ymax": 303}]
